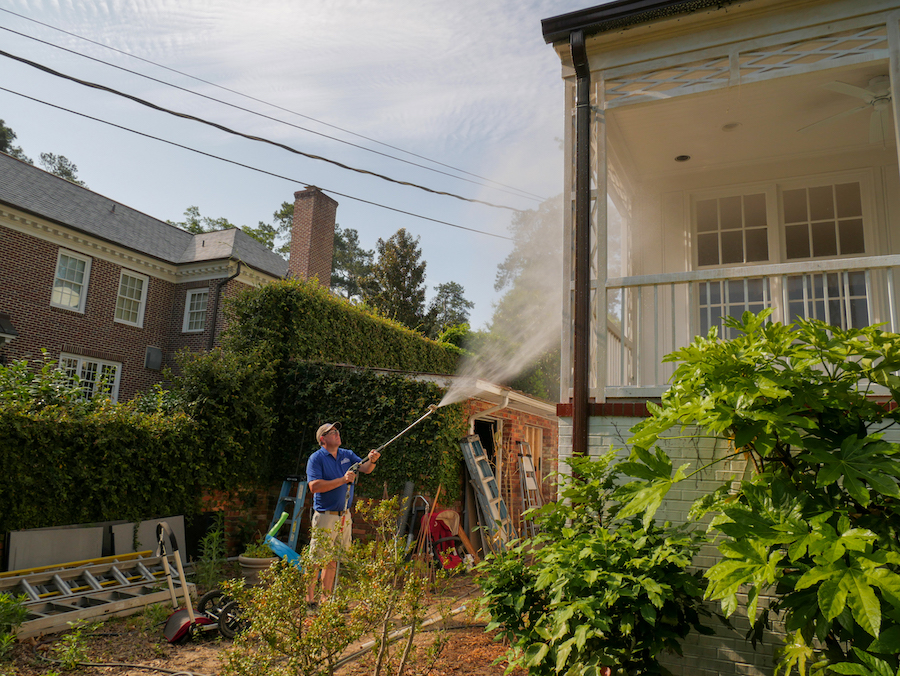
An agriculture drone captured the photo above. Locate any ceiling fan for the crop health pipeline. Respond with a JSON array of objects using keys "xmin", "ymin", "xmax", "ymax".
[{"xmin": 798, "ymin": 75, "xmax": 893, "ymax": 144}]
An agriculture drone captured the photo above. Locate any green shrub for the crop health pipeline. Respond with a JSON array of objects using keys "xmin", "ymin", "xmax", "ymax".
[
  {"xmin": 480, "ymin": 453, "xmax": 711, "ymax": 675},
  {"xmin": 617, "ymin": 311, "xmax": 900, "ymax": 674}
]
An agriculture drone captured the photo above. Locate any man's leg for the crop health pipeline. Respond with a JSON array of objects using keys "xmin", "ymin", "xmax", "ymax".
[{"xmin": 306, "ymin": 512, "xmax": 340, "ymax": 603}]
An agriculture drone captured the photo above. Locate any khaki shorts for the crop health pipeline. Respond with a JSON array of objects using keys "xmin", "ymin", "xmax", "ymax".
[{"xmin": 308, "ymin": 510, "xmax": 352, "ymax": 560}]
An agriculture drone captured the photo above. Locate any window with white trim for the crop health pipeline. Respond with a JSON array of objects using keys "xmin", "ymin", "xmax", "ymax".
[
  {"xmin": 59, "ymin": 353, "xmax": 121, "ymax": 401},
  {"xmin": 182, "ymin": 289, "xmax": 209, "ymax": 333},
  {"xmin": 693, "ymin": 177, "xmax": 870, "ymax": 332},
  {"xmin": 51, "ymin": 250, "xmax": 92, "ymax": 313},
  {"xmin": 114, "ymin": 270, "xmax": 148, "ymax": 327},
  {"xmin": 696, "ymin": 192, "xmax": 769, "ymax": 267}
]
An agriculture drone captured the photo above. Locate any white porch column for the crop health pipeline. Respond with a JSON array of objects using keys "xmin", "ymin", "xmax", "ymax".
[{"xmin": 592, "ymin": 78, "xmax": 608, "ymax": 403}]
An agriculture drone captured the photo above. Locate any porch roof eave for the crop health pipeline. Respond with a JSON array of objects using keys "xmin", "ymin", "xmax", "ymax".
[{"xmin": 540, "ymin": 0, "xmax": 754, "ymax": 45}]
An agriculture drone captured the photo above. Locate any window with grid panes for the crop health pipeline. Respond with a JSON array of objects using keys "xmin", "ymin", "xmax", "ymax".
[
  {"xmin": 693, "ymin": 179, "xmax": 869, "ymax": 333},
  {"xmin": 115, "ymin": 271, "xmax": 147, "ymax": 327},
  {"xmin": 783, "ymin": 182, "xmax": 867, "ymax": 329},
  {"xmin": 51, "ymin": 250, "xmax": 92, "ymax": 312},
  {"xmin": 59, "ymin": 353, "xmax": 121, "ymax": 401},
  {"xmin": 182, "ymin": 289, "xmax": 208, "ymax": 333}
]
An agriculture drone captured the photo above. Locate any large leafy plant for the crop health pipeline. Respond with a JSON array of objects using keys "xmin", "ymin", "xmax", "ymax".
[
  {"xmin": 479, "ymin": 453, "xmax": 712, "ymax": 675},
  {"xmin": 618, "ymin": 311, "xmax": 900, "ymax": 674}
]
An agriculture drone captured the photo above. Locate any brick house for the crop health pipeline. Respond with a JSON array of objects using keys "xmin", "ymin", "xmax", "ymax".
[{"xmin": 0, "ymin": 152, "xmax": 337, "ymax": 400}]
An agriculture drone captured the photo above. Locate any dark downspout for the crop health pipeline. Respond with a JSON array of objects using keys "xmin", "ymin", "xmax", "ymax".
[
  {"xmin": 207, "ymin": 261, "xmax": 241, "ymax": 351},
  {"xmin": 571, "ymin": 30, "xmax": 591, "ymax": 457}
]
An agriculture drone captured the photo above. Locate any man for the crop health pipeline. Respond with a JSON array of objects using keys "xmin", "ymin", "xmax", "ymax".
[{"xmin": 305, "ymin": 421, "xmax": 380, "ymax": 602}]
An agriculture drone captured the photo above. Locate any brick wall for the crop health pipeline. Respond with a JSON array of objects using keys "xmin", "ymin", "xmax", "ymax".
[
  {"xmin": 288, "ymin": 187, "xmax": 337, "ymax": 286},
  {"xmin": 0, "ymin": 226, "xmax": 175, "ymax": 400},
  {"xmin": 460, "ymin": 399, "xmax": 559, "ymax": 534}
]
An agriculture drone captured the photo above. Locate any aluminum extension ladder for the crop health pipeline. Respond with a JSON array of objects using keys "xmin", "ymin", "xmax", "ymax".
[
  {"xmin": 268, "ymin": 475, "xmax": 309, "ymax": 551},
  {"xmin": 459, "ymin": 434, "xmax": 517, "ymax": 552},
  {"xmin": 517, "ymin": 442, "xmax": 543, "ymax": 538},
  {"xmin": 0, "ymin": 552, "xmax": 192, "ymax": 639}
]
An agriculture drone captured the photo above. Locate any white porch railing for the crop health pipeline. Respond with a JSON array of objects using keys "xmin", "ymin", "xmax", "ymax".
[{"xmin": 604, "ymin": 254, "xmax": 900, "ymax": 398}]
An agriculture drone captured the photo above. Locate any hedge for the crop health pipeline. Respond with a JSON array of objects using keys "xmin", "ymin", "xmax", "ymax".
[
  {"xmin": 0, "ymin": 403, "xmax": 203, "ymax": 534},
  {"xmin": 221, "ymin": 278, "xmax": 461, "ymax": 373}
]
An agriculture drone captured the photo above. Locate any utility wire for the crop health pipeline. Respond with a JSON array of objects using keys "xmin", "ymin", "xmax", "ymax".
[
  {"xmin": 0, "ymin": 6, "xmax": 547, "ymax": 202},
  {"xmin": 0, "ymin": 47, "xmax": 522, "ymax": 212},
  {"xmin": 0, "ymin": 24, "xmax": 539, "ymax": 204},
  {"xmin": 0, "ymin": 86, "xmax": 514, "ymax": 241}
]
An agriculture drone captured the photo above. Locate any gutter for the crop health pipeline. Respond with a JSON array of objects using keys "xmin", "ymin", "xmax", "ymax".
[
  {"xmin": 207, "ymin": 261, "xmax": 241, "ymax": 351},
  {"xmin": 571, "ymin": 30, "xmax": 591, "ymax": 458},
  {"xmin": 468, "ymin": 391, "xmax": 510, "ymax": 436}
]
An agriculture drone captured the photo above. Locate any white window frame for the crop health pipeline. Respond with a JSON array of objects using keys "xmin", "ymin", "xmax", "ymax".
[
  {"xmin": 776, "ymin": 170, "xmax": 877, "ymax": 263},
  {"xmin": 690, "ymin": 170, "xmax": 878, "ymax": 332},
  {"xmin": 114, "ymin": 269, "xmax": 149, "ymax": 328},
  {"xmin": 182, "ymin": 288, "xmax": 209, "ymax": 333},
  {"xmin": 59, "ymin": 353, "xmax": 122, "ymax": 402},
  {"xmin": 51, "ymin": 249, "xmax": 92, "ymax": 313}
]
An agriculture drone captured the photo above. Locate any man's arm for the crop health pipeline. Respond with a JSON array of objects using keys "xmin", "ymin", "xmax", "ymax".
[
  {"xmin": 359, "ymin": 449, "xmax": 381, "ymax": 475},
  {"xmin": 308, "ymin": 473, "xmax": 355, "ymax": 494}
]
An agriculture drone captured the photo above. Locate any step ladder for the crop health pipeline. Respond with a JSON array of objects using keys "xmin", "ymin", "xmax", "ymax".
[
  {"xmin": 517, "ymin": 442, "xmax": 543, "ymax": 538},
  {"xmin": 0, "ymin": 552, "xmax": 193, "ymax": 639},
  {"xmin": 459, "ymin": 434, "xmax": 516, "ymax": 552},
  {"xmin": 268, "ymin": 475, "xmax": 309, "ymax": 551}
]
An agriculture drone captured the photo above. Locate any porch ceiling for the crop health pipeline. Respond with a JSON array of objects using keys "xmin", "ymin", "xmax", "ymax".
[{"xmin": 608, "ymin": 61, "xmax": 896, "ymax": 181}]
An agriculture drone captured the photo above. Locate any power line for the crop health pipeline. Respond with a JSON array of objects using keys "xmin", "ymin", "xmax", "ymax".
[
  {"xmin": 0, "ymin": 6, "xmax": 547, "ymax": 202},
  {"xmin": 0, "ymin": 24, "xmax": 540, "ymax": 204},
  {"xmin": 0, "ymin": 85, "xmax": 514, "ymax": 241},
  {"xmin": 0, "ymin": 47, "xmax": 524, "ymax": 213}
]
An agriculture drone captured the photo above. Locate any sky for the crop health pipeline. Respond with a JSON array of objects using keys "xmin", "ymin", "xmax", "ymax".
[{"xmin": 0, "ymin": 0, "xmax": 590, "ymax": 330}]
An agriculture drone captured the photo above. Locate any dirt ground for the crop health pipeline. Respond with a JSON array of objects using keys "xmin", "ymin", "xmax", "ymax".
[{"xmin": 5, "ymin": 574, "xmax": 525, "ymax": 676}]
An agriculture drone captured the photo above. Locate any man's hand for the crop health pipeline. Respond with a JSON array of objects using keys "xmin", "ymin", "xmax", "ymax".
[
  {"xmin": 367, "ymin": 450, "xmax": 381, "ymax": 464},
  {"xmin": 344, "ymin": 467, "xmax": 358, "ymax": 483}
]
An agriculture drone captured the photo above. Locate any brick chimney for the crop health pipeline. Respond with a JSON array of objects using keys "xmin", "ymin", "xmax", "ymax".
[{"xmin": 288, "ymin": 186, "xmax": 338, "ymax": 287}]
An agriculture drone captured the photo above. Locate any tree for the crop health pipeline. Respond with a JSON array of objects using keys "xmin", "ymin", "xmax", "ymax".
[
  {"xmin": 424, "ymin": 281, "xmax": 474, "ymax": 338},
  {"xmin": 362, "ymin": 228, "xmax": 427, "ymax": 330},
  {"xmin": 332, "ymin": 224, "xmax": 374, "ymax": 300},
  {"xmin": 39, "ymin": 152, "xmax": 88, "ymax": 188},
  {"xmin": 472, "ymin": 195, "xmax": 563, "ymax": 399},
  {"xmin": 0, "ymin": 119, "xmax": 32, "ymax": 163},
  {"xmin": 269, "ymin": 200, "xmax": 294, "ymax": 257}
]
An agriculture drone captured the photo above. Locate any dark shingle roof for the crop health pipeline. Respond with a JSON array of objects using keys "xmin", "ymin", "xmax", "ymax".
[
  {"xmin": 542, "ymin": 0, "xmax": 739, "ymax": 44},
  {"xmin": 0, "ymin": 152, "xmax": 288, "ymax": 278}
]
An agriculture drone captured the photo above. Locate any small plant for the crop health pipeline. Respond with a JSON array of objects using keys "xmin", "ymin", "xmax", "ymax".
[
  {"xmin": 194, "ymin": 513, "xmax": 228, "ymax": 590},
  {"xmin": 53, "ymin": 620, "xmax": 100, "ymax": 670},
  {"xmin": 240, "ymin": 533, "xmax": 274, "ymax": 559},
  {"xmin": 141, "ymin": 602, "xmax": 172, "ymax": 628},
  {"xmin": 0, "ymin": 592, "xmax": 28, "ymax": 660}
]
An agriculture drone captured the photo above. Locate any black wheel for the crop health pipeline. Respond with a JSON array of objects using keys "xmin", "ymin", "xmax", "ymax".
[
  {"xmin": 218, "ymin": 600, "xmax": 248, "ymax": 639},
  {"xmin": 198, "ymin": 589, "xmax": 228, "ymax": 616}
]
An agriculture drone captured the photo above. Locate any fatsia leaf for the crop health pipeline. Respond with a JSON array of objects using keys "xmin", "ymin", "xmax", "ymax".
[
  {"xmin": 843, "ymin": 569, "xmax": 881, "ymax": 637},
  {"xmin": 818, "ymin": 577, "xmax": 848, "ymax": 622}
]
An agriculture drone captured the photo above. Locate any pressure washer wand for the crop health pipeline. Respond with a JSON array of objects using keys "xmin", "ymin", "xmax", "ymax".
[{"xmin": 373, "ymin": 403, "xmax": 438, "ymax": 455}]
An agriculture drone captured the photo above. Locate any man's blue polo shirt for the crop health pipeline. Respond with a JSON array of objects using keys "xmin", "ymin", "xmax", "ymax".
[{"xmin": 306, "ymin": 446, "xmax": 363, "ymax": 512}]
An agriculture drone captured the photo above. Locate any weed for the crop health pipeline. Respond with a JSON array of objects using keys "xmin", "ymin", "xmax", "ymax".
[
  {"xmin": 0, "ymin": 593, "xmax": 28, "ymax": 661},
  {"xmin": 52, "ymin": 620, "xmax": 100, "ymax": 670},
  {"xmin": 194, "ymin": 513, "xmax": 228, "ymax": 591},
  {"xmin": 142, "ymin": 603, "xmax": 172, "ymax": 629}
]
